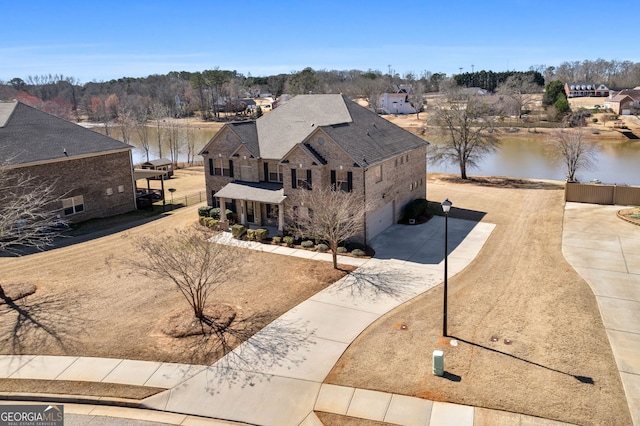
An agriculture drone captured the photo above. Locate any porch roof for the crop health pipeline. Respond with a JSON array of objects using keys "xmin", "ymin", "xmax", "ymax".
[
  {"xmin": 214, "ymin": 181, "xmax": 286, "ymax": 204},
  {"xmin": 133, "ymin": 168, "xmax": 167, "ymax": 180}
]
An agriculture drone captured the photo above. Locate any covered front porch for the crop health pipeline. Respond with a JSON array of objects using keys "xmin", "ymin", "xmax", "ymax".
[{"xmin": 214, "ymin": 181, "xmax": 286, "ymax": 235}]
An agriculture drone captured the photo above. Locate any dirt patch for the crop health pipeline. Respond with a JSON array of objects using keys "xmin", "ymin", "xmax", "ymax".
[
  {"xmin": 0, "ymin": 378, "xmax": 164, "ymax": 400},
  {"xmin": 315, "ymin": 413, "xmax": 388, "ymax": 426},
  {"xmin": 159, "ymin": 305, "xmax": 237, "ymax": 338},
  {"xmin": 325, "ymin": 175, "xmax": 632, "ymax": 426}
]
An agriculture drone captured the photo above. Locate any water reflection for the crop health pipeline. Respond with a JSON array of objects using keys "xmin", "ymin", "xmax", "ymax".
[
  {"xmin": 91, "ymin": 124, "xmax": 218, "ymax": 165},
  {"xmin": 428, "ymin": 137, "xmax": 640, "ymax": 185}
]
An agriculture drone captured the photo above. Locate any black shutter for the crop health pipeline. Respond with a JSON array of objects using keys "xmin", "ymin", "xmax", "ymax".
[
  {"xmin": 291, "ymin": 169, "xmax": 297, "ymax": 188},
  {"xmin": 330, "ymin": 170, "xmax": 336, "ymax": 189},
  {"xmin": 263, "ymin": 163, "xmax": 269, "ymax": 182},
  {"xmin": 307, "ymin": 170, "xmax": 312, "ymax": 189},
  {"xmin": 228, "ymin": 160, "xmax": 234, "ymax": 178},
  {"xmin": 347, "ymin": 171, "xmax": 353, "ymax": 192},
  {"xmin": 209, "ymin": 158, "xmax": 214, "ymax": 175}
]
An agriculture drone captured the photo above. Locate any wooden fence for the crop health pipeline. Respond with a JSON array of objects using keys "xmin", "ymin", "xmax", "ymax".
[{"xmin": 565, "ymin": 183, "xmax": 640, "ymax": 206}]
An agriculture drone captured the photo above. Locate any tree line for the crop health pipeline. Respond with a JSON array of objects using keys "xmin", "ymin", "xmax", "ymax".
[{"xmin": 1, "ymin": 58, "xmax": 639, "ymax": 124}]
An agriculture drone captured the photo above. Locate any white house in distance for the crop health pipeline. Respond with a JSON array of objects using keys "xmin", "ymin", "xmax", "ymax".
[{"xmin": 378, "ymin": 85, "xmax": 417, "ymax": 115}]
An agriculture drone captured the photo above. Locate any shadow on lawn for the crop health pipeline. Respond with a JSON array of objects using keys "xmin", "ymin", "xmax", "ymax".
[
  {"xmin": 451, "ymin": 335, "xmax": 594, "ymax": 385},
  {"xmin": 0, "ymin": 286, "xmax": 85, "ymax": 353}
]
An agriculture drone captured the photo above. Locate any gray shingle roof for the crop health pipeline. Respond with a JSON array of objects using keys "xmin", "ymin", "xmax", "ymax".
[
  {"xmin": 0, "ymin": 101, "xmax": 132, "ymax": 167},
  {"xmin": 257, "ymin": 94, "xmax": 352, "ymax": 159},
  {"xmin": 228, "ymin": 121, "xmax": 259, "ymax": 156},
  {"xmin": 200, "ymin": 94, "xmax": 429, "ymax": 167},
  {"xmin": 323, "ymin": 96, "xmax": 429, "ymax": 167}
]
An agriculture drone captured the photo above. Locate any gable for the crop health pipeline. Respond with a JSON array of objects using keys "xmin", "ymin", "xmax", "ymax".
[
  {"xmin": 280, "ymin": 143, "xmax": 324, "ymax": 166},
  {"xmin": 199, "ymin": 121, "xmax": 258, "ymax": 157}
]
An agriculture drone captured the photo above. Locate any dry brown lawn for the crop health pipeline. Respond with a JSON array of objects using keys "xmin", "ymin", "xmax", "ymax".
[
  {"xmin": 0, "ymin": 168, "xmax": 351, "ymax": 367},
  {"xmin": 325, "ymin": 174, "xmax": 632, "ymax": 426},
  {"xmin": 0, "ymin": 168, "xmax": 634, "ymax": 424}
]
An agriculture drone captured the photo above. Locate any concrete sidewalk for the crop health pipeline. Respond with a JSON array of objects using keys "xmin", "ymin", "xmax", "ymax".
[{"xmin": 562, "ymin": 202, "xmax": 640, "ymax": 426}]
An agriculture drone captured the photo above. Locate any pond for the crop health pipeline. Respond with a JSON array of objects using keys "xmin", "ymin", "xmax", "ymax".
[
  {"xmin": 95, "ymin": 124, "xmax": 640, "ymax": 186},
  {"xmin": 427, "ymin": 137, "xmax": 640, "ymax": 186}
]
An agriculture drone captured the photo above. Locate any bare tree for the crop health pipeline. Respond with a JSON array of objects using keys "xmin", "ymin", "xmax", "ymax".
[
  {"xmin": 185, "ymin": 118, "xmax": 196, "ymax": 165},
  {"xmin": 357, "ymin": 72, "xmax": 387, "ymax": 112},
  {"xmin": 429, "ymin": 91, "xmax": 500, "ymax": 180},
  {"xmin": 166, "ymin": 117, "xmax": 180, "ymax": 165},
  {"xmin": 152, "ymin": 103, "xmax": 166, "ymax": 158},
  {"xmin": 496, "ymin": 74, "xmax": 543, "ymax": 118},
  {"xmin": 286, "ymin": 186, "xmax": 370, "ymax": 269},
  {"xmin": 407, "ymin": 80, "xmax": 426, "ymax": 119},
  {"xmin": 132, "ymin": 229, "xmax": 240, "ymax": 321},
  {"xmin": 549, "ymin": 128, "xmax": 599, "ymax": 183},
  {"xmin": 0, "ymin": 167, "xmax": 63, "ymax": 253}
]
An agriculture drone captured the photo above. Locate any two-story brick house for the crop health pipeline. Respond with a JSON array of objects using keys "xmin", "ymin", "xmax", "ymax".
[
  {"xmin": 200, "ymin": 94, "xmax": 429, "ymax": 243},
  {"xmin": 0, "ymin": 101, "xmax": 137, "ymax": 222}
]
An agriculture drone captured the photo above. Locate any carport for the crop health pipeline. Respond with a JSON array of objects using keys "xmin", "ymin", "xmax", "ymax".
[{"xmin": 133, "ymin": 169, "xmax": 166, "ymax": 209}]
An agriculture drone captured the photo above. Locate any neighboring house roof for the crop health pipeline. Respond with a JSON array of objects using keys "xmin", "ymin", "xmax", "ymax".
[
  {"xmin": 612, "ymin": 89, "xmax": 640, "ymax": 101},
  {"xmin": 143, "ymin": 158, "xmax": 172, "ymax": 167},
  {"xmin": 0, "ymin": 101, "xmax": 131, "ymax": 167}
]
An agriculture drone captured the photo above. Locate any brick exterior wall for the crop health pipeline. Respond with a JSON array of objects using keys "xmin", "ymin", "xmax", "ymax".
[
  {"xmin": 365, "ymin": 145, "xmax": 428, "ymax": 224},
  {"xmin": 201, "ymin": 125, "xmax": 428, "ymax": 243},
  {"xmin": 16, "ymin": 150, "xmax": 135, "ymax": 222}
]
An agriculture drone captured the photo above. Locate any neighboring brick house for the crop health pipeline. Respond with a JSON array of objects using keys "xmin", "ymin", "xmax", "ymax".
[
  {"xmin": 200, "ymin": 94, "xmax": 429, "ymax": 243},
  {"xmin": 605, "ymin": 89, "xmax": 640, "ymax": 115},
  {"xmin": 564, "ymin": 82, "xmax": 611, "ymax": 98},
  {"xmin": 0, "ymin": 101, "xmax": 137, "ymax": 222}
]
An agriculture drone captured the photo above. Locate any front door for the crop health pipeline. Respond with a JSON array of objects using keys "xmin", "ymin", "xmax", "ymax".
[{"xmin": 265, "ymin": 204, "xmax": 278, "ymax": 226}]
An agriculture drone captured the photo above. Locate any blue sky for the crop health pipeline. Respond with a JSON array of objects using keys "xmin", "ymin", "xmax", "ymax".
[{"xmin": 2, "ymin": 0, "xmax": 638, "ymax": 83}]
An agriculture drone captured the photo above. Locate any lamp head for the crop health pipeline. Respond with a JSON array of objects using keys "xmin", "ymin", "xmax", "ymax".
[{"xmin": 441, "ymin": 198, "xmax": 452, "ymax": 214}]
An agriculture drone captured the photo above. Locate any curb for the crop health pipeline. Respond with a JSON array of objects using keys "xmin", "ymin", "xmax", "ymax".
[{"xmin": 0, "ymin": 391, "xmax": 142, "ymax": 408}]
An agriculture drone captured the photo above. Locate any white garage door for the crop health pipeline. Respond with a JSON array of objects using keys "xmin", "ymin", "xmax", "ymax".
[{"xmin": 367, "ymin": 201, "xmax": 394, "ymax": 241}]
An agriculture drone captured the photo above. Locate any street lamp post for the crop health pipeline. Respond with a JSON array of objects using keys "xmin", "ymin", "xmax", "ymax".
[{"xmin": 441, "ymin": 198, "xmax": 452, "ymax": 337}]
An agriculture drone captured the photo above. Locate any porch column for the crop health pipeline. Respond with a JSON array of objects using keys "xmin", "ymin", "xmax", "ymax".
[
  {"xmin": 217, "ymin": 196, "xmax": 229, "ymax": 231},
  {"xmin": 239, "ymin": 199, "xmax": 246, "ymax": 225},
  {"xmin": 278, "ymin": 202, "xmax": 284, "ymax": 234}
]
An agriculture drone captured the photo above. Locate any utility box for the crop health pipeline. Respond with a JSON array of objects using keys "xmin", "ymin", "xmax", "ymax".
[{"xmin": 432, "ymin": 350, "xmax": 444, "ymax": 376}]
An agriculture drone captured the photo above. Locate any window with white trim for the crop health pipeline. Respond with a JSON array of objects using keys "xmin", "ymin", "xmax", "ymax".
[
  {"xmin": 212, "ymin": 159, "xmax": 232, "ymax": 177},
  {"xmin": 62, "ymin": 195, "xmax": 84, "ymax": 216},
  {"xmin": 268, "ymin": 162, "xmax": 282, "ymax": 182}
]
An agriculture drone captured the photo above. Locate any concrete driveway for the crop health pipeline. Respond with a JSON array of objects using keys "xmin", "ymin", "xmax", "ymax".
[{"xmin": 563, "ymin": 202, "xmax": 640, "ymax": 425}]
